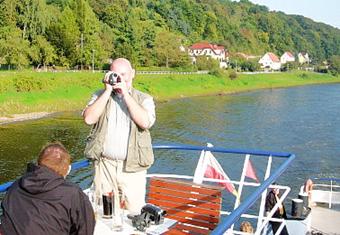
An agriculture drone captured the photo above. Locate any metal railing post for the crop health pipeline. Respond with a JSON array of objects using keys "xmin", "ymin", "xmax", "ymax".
[{"xmin": 329, "ymin": 180, "xmax": 333, "ymax": 208}]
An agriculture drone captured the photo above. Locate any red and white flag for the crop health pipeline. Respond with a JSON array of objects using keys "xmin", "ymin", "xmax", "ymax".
[
  {"xmin": 194, "ymin": 147, "xmax": 238, "ymax": 197},
  {"xmin": 245, "ymin": 159, "xmax": 259, "ymax": 183}
]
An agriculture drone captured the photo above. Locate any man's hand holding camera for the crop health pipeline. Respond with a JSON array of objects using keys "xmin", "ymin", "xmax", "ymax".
[
  {"xmin": 113, "ymin": 78, "xmax": 128, "ymax": 96},
  {"xmin": 102, "ymin": 72, "xmax": 114, "ymax": 92},
  {"xmin": 103, "ymin": 71, "xmax": 128, "ymax": 96}
]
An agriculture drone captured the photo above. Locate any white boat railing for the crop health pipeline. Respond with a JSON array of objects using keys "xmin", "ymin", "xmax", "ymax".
[
  {"xmin": 0, "ymin": 144, "xmax": 296, "ymax": 234},
  {"xmin": 311, "ymin": 179, "xmax": 340, "ymax": 208},
  {"xmin": 147, "ymin": 173, "xmax": 291, "ymax": 235}
]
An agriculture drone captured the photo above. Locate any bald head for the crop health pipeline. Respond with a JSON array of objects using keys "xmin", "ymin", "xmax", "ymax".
[
  {"xmin": 110, "ymin": 58, "xmax": 133, "ymax": 71},
  {"xmin": 38, "ymin": 142, "xmax": 71, "ymax": 177}
]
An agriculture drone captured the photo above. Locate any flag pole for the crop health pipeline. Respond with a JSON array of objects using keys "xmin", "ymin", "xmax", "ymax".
[
  {"xmin": 193, "ymin": 149, "xmax": 206, "ymax": 184},
  {"xmin": 229, "ymin": 154, "xmax": 250, "ymax": 233},
  {"xmin": 236, "ymin": 154, "xmax": 250, "ymax": 208},
  {"xmin": 193, "ymin": 143, "xmax": 214, "ymax": 184},
  {"xmin": 256, "ymin": 155, "xmax": 272, "ymax": 235}
]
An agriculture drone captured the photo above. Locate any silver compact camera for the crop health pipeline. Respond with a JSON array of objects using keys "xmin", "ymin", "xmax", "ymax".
[{"xmin": 103, "ymin": 71, "xmax": 121, "ymax": 85}]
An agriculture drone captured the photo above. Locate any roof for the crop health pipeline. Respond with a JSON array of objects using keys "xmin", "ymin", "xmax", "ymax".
[
  {"xmin": 189, "ymin": 42, "xmax": 225, "ymax": 51},
  {"xmin": 284, "ymin": 52, "xmax": 294, "ymax": 58},
  {"xmin": 267, "ymin": 52, "xmax": 280, "ymax": 62}
]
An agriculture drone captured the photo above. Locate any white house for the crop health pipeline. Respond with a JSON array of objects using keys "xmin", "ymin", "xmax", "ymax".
[
  {"xmin": 280, "ymin": 52, "xmax": 295, "ymax": 64},
  {"xmin": 298, "ymin": 52, "xmax": 310, "ymax": 64},
  {"xmin": 188, "ymin": 42, "xmax": 228, "ymax": 68},
  {"xmin": 258, "ymin": 52, "xmax": 281, "ymax": 70}
]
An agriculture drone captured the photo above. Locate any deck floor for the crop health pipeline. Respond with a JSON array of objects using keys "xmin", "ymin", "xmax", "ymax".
[{"xmin": 311, "ymin": 206, "xmax": 340, "ymax": 234}]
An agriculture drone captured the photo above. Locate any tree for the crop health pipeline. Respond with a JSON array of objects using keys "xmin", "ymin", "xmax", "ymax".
[
  {"xmin": 329, "ymin": 55, "xmax": 340, "ymax": 75},
  {"xmin": 16, "ymin": 0, "xmax": 50, "ymax": 41},
  {"xmin": 0, "ymin": 26, "xmax": 30, "ymax": 69},
  {"xmin": 97, "ymin": 23, "xmax": 115, "ymax": 67},
  {"xmin": 30, "ymin": 35, "xmax": 57, "ymax": 69},
  {"xmin": 0, "ymin": 0, "xmax": 339, "ymax": 69},
  {"xmin": 154, "ymin": 31, "xmax": 189, "ymax": 68},
  {"xmin": 113, "ymin": 41, "xmax": 138, "ymax": 66},
  {"xmin": 0, "ymin": 0, "xmax": 17, "ymax": 27},
  {"xmin": 127, "ymin": 7, "xmax": 157, "ymax": 66},
  {"xmin": 99, "ymin": 0, "xmax": 128, "ymax": 32},
  {"xmin": 71, "ymin": 0, "xmax": 106, "ymax": 69},
  {"xmin": 46, "ymin": 0, "xmax": 69, "ymax": 8},
  {"xmin": 203, "ymin": 12, "xmax": 218, "ymax": 41},
  {"xmin": 47, "ymin": 6, "xmax": 80, "ymax": 67}
]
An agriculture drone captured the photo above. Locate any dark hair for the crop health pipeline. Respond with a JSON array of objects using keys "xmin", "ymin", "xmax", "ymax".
[{"xmin": 38, "ymin": 142, "xmax": 71, "ymax": 177}]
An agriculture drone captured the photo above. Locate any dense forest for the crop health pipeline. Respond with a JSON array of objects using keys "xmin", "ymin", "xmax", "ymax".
[{"xmin": 0, "ymin": 0, "xmax": 339, "ymax": 69}]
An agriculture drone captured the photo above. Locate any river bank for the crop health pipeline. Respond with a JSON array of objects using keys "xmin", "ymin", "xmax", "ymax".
[
  {"xmin": 0, "ymin": 70, "xmax": 339, "ymax": 124},
  {"xmin": 0, "ymin": 112, "xmax": 51, "ymax": 125}
]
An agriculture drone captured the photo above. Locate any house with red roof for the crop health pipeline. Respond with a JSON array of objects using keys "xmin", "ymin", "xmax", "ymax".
[
  {"xmin": 280, "ymin": 52, "xmax": 295, "ymax": 64},
  {"xmin": 188, "ymin": 42, "xmax": 228, "ymax": 68},
  {"xmin": 258, "ymin": 52, "xmax": 281, "ymax": 70}
]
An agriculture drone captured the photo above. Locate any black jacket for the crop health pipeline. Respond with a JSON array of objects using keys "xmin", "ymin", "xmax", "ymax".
[
  {"xmin": 0, "ymin": 165, "xmax": 95, "ymax": 235},
  {"xmin": 265, "ymin": 190, "xmax": 287, "ymax": 219}
]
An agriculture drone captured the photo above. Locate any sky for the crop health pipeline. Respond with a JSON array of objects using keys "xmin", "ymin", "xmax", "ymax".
[{"xmin": 247, "ymin": 0, "xmax": 340, "ymax": 29}]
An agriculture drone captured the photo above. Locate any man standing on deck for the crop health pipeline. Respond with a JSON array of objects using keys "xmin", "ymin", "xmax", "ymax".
[
  {"xmin": 265, "ymin": 186, "xmax": 289, "ymax": 235},
  {"xmin": 0, "ymin": 142, "xmax": 95, "ymax": 235},
  {"xmin": 83, "ymin": 58, "xmax": 156, "ymax": 214}
]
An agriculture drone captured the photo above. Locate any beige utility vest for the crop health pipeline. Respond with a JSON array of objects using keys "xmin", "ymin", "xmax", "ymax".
[{"xmin": 84, "ymin": 88, "xmax": 154, "ymax": 172}]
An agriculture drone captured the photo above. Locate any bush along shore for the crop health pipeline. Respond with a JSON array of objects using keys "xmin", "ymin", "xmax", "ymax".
[{"xmin": 0, "ymin": 70, "xmax": 339, "ymax": 121}]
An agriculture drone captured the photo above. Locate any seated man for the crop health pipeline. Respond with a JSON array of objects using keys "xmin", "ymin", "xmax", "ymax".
[{"xmin": 0, "ymin": 143, "xmax": 95, "ymax": 235}]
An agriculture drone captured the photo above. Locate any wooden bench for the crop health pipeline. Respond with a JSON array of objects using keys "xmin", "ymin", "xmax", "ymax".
[{"xmin": 147, "ymin": 177, "xmax": 224, "ymax": 235}]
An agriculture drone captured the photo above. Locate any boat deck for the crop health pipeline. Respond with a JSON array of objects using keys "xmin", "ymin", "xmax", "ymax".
[{"xmin": 311, "ymin": 205, "xmax": 340, "ymax": 234}]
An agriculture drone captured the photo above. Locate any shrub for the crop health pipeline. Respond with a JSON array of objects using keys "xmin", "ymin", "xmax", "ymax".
[
  {"xmin": 14, "ymin": 76, "xmax": 49, "ymax": 92},
  {"xmin": 281, "ymin": 62, "xmax": 298, "ymax": 71},
  {"xmin": 209, "ymin": 68, "xmax": 225, "ymax": 77},
  {"xmin": 298, "ymin": 73, "xmax": 309, "ymax": 79},
  {"xmin": 195, "ymin": 56, "xmax": 219, "ymax": 71},
  {"xmin": 240, "ymin": 60, "xmax": 259, "ymax": 72},
  {"xmin": 229, "ymin": 70, "xmax": 238, "ymax": 80},
  {"xmin": 315, "ymin": 66, "xmax": 328, "ymax": 74},
  {"xmin": 0, "ymin": 78, "xmax": 14, "ymax": 93}
]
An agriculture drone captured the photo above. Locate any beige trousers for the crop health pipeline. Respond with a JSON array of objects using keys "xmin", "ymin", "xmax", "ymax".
[{"xmin": 94, "ymin": 158, "xmax": 146, "ymax": 214}]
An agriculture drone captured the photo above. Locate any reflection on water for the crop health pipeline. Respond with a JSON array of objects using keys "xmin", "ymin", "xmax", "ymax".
[
  {"xmin": 1, "ymin": 84, "xmax": 340, "ymax": 200},
  {"xmin": 0, "ymin": 112, "xmax": 89, "ymax": 183}
]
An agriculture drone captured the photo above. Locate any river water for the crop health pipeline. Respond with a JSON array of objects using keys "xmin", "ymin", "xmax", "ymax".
[{"xmin": 1, "ymin": 84, "xmax": 340, "ymax": 202}]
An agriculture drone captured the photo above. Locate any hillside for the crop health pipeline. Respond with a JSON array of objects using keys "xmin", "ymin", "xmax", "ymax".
[{"xmin": 0, "ymin": 0, "xmax": 339, "ymax": 69}]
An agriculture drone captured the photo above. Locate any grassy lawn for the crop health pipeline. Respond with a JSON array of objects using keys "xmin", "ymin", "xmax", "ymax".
[
  {"xmin": 135, "ymin": 71, "xmax": 340, "ymax": 100},
  {"xmin": 0, "ymin": 70, "xmax": 339, "ymax": 116}
]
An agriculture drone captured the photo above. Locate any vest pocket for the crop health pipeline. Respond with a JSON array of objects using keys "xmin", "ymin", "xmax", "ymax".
[
  {"xmin": 84, "ymin": 135, "xmax": 102, "ymax": 160},
  {"xmin": 137, "ymin": 137, "xmax": 154, "ymax": 166}
]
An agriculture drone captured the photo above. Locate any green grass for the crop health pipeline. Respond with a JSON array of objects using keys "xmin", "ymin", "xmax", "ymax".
[
  {"xmin": 0, "ymin": 70, "xmax": 339, "ymax": 116},
  {"xmin": 135, "ymin": 71, "xmax": 340, "ymax": 100}
]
